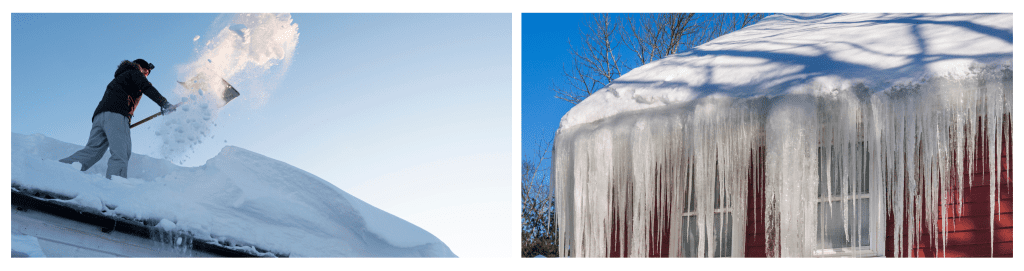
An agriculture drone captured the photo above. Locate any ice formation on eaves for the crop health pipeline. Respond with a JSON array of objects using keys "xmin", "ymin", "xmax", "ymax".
[{"xmin": 553, "ymin": 13, "xmax": 1011, "ymax": 257}]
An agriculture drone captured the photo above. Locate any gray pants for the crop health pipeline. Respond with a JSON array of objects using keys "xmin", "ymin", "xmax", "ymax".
[{"xmin": 60, "ymin": 111, "xmax": 131, "ymax": 179}]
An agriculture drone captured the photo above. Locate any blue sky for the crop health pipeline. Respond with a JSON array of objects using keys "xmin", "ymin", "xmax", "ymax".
[
  {"xmin": 11, "ymin": 13, "xmax": 519, "ymax": 258},
  {"xmin": 521, "ymin": 13, "xmax": 586, "ymax": 169}
]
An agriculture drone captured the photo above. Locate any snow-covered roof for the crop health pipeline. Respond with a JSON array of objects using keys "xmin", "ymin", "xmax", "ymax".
[
  {"xmin": 560, "ymin": 13, "xmax": 1012, "ymax": 130},
  {"xmin": 10, "ymin": 133, "xmax": 456, "ymax": 257}
]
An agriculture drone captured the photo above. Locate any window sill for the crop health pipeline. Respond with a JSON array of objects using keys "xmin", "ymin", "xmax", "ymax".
[{"xmin": 812, "ymin": 247, "xmax": 882, "ymax": 258}]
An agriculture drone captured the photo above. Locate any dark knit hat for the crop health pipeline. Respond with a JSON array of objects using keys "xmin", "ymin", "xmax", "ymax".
[{"xmin": 133, "ymin": 59, "xmax": 155, "ymax": 70}]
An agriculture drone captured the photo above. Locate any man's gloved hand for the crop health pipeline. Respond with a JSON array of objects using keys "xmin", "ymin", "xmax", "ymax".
[{"xmin": 161, "ymin": 103, "xmax": 178, "ymax": 116}]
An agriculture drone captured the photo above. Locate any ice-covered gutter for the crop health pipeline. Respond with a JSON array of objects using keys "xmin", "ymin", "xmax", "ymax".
[{"xmin": 554, "ymin": 13, "xmax": 1011, "ymax": 257}]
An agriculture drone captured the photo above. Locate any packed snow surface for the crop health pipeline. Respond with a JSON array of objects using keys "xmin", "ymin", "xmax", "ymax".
[
  {"xmin": 554, "ymin": 13, "xmax": 1011, "ymax": 257},
  {"xmin": 11, "ymin": 133, "xmax": 456, "ymax": 257},
  {"xmin": 560, "ymin": 13, "xmax": 1011, "ymax": 130}
]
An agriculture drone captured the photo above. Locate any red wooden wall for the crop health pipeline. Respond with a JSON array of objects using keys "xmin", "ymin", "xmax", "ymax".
[
  {"xmin": 745, "ymin": 147, "xmax": 769, "ymax": 257},
  {"xmin": 884, "ymin": 117, "xmax": 1013, "ymax": 257}
]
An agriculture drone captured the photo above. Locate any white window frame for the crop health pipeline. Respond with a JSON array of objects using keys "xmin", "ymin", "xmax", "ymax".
[
  {"xmin": 812, "ymin": 143, "xmax": 885, "ymax": 257},
  {"xmin": 678, "ymin": 172, "xmax": 739, "ymax": 258},
  {"xmin": 679, "ymin": 208, "xmax": 736, "ymax": 257}
]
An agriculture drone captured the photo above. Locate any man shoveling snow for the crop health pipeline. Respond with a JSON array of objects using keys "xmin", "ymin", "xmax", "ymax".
[{"xmin": 60, "ymin": 59, "xmax": 177, "ymax": 179}]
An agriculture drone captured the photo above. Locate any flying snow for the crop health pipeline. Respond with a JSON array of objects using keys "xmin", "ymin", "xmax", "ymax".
[{"xmin": 158, "ymin": 13, "xmax": 300, "ymax": 162}]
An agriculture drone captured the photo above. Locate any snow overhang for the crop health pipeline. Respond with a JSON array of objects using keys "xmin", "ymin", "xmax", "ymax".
[{"xmin": 559, "ymin": 13, "xmax": 1012, "ymax": 131}]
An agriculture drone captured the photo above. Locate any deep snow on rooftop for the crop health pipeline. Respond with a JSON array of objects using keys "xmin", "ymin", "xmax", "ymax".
[
  {"xmin": 10, "ymin": 132, "xmax": 456, "ymax": 257},
  {"xmin": 561, "ymin": 13, "xmax": 1012, "ymax": 130}
]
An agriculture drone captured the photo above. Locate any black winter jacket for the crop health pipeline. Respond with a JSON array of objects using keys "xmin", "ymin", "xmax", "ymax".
[{"xmin": 92, "ymin": 60, "xmax": 171, "ymax": 122}]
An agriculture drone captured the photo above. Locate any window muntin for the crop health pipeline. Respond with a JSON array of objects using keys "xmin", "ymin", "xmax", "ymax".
[
  {"xmin": 679, "ymin": 174, "xmax": 734, "ymax": 257},
  {"xmin": 814, "ymin": 143, "xmax": 880, "ymax": 257},
  {"xmin": 680, "ymin": 212, "xmax": 733, "ymax": 257}
]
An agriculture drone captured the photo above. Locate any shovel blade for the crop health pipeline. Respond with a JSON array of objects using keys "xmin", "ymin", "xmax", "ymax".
[
  {"xmin": 220, "ymin": 78, "xmax": 240, "ymax": 105},
  {"xmin": 177, "ymin": 75, "xmax": 241, "ymax": 107}
]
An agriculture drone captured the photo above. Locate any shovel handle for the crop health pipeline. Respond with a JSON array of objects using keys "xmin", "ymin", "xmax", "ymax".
[
  {"xmin": 129, "ymin": 112, "xmax": 161, "ymax": 129},
  {"xmin": 129, "ymin": 102, "xmax": 185, "ymax": 129}
]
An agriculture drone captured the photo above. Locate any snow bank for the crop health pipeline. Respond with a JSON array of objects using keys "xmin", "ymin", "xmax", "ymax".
[
  {"xmin": 11, "ymin": 132, "xmax": 456, "ymax": 257},
  {"xmin": 554, "ymin": 13, "xmax": 1011, "ymax": 257}
]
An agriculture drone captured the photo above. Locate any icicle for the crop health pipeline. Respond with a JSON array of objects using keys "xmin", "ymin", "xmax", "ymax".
[
  {"xmin": 765, "ymin": 94, "xmax": 819, "ymax": 257},
  {"xmin": 554, "ymin": 65, "xmax": 1011, "ymax": 258}
]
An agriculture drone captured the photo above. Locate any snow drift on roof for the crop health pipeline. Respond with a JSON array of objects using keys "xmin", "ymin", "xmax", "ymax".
[
  {"xmin": 560, "ymin": 13, "xmax": 1012, "ymax": 130},
  {"xmin": 10, "ymin": 132, "xmax": 456, "ymax": 257}
]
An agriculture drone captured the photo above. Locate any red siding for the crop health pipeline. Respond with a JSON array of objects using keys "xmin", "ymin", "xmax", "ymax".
[
  {"xmin": 745, "ymin": 147, "xmax": 769, "ymax": 257},
  {"xmin": 885, "ymin": 117, "xmax": 1013, "ymax": 257},
  {"xmin": 607, "ymin": 167, "xmax": 675, "ymax": 257}
]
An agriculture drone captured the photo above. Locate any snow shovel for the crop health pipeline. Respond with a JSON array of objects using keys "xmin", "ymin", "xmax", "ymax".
[{"xmin": 129, "ymin": 78, "xmax": 241, "ymax": 129}]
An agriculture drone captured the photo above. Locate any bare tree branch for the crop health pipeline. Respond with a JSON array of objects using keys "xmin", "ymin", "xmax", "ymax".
[
  {"xmin": 522, "ymin": 139, "xmax": 557, "ymax": 257},
  {"xmin": 554, "ymin": 14, "xmax": 625, "ymax": 105},
  {"xmin": 623, "ymin": 13, "xmax": 698, "ymax": 68},
  {"xmin": 553, "ymin": 13, "xmax": 768, "ymax": 105}
]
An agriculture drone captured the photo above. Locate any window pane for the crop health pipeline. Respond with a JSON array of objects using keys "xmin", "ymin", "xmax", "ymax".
[
  {"xmin": 815, "ymin": 198, "xmax": 870, "ymax": 250},
  {"xmin": 856, "ymin": 142, "xmax": 869, "ymax": 194},
  {"xmin": 818, "ymin": 143, "xmax": 870, "ymax": 197},
  {"xmin": 714, "ymin": 213, "xmax": 733, "ymax": 257},
  {"xmin": 816, "ymin": 143, "xmax": 873, "ymax": 255},
  {"xmin": 681, "ymin": 215, "xmax": 698, "ymax": 256},
  {"xmin": 680, "ymin": 213, "xmax": 733, "ymax": 257}
]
